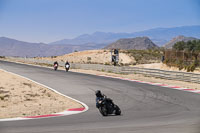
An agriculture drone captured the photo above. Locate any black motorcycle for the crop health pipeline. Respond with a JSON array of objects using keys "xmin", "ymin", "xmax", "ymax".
[{"xmin": 97, "ymin": 96, "xmax": 121, "ymax": 116}]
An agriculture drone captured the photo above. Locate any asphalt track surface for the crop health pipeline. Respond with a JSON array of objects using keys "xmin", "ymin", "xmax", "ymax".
[{"xmin": 0, "ymin": 60, "xmax": 200, "ymax": 133}]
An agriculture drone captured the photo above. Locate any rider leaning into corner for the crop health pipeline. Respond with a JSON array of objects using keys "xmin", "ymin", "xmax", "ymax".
[
  {"xmin": 95, "ymin": 90, "xmax": 105, "ymax": 108},
  {"xmin": 95, "ymin": 90, "xmax": 121, "ymax": 116},
  {"xmin": 95, "ymin": 90, "xmax": 114, "ymax": 108}
]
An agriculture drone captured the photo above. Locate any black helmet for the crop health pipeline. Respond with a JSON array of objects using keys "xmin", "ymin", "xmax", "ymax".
[{"xmin": 95, "ymin": 90, "xmax": 102, "ymax": 97}]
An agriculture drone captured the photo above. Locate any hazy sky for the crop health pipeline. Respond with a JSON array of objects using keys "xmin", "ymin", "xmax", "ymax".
[{"xmin": 0, "ymin": 0, "xmax": 199, "ymax": 43}]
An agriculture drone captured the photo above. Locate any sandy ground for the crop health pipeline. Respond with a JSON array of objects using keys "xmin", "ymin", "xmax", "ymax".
[
  {"xmin": 39, "ymin": 50, "xmax": 136, "ymax": 65},
  {"xmin": 0, "ymin": 70, "xmax": 82, "ymax": 119},
  {"xmin": 39, "ymin": 49, "xmax": 200, "ymax": 73},
  {"xmin": 134, "ymin": 63, "xmax": 200, "ymax": 73}
]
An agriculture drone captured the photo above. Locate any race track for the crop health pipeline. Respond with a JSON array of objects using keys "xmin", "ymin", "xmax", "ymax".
[{"xmin": 0, "ymin": 60, "xmax": 200, "ymax": 133}]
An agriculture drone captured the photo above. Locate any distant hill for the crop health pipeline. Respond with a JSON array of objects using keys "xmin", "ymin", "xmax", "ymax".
[
  {"xmin": 0, "ymin": 37, "xmax": 105, "ymax": 57},
  {"xmin": 104, "ymin": 37, "xmax": 159, "ymax": 50},
  {"xmin": 164, "ymin": 35, "xmax": 199, "ymax": 49},
  {"xmin": 50, "ymin": 25, "xmax": 200, "ymax": 46},
  {"xmin": 1, "ymin": 25, "xmax": 200, "ymax": 57},
  {"xmin": 0, "ymin": 37, "xmax": 47, "ymax": 57},
  {"xmin": 49, "ymin": 32, "xmax": 121, "ymax": 45}
]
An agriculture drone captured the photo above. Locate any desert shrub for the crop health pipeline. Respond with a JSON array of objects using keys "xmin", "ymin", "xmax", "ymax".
[
  {"xmin": 190, "ymin": 60, "xmax": 199, "ymax": 72},
  {"xmin": 165, "ymin": 47, "xmax": 200, "ymax": 72},
  {"xmin": 0, "ymin": 94, "xmax": 9, "ymax": 100},
  {"xmin": 163, "ymin": 59, "xmax": 169, "ymax": 64},
  {"xmin": 87, "ymin": 57, "xmax": 91, "ymax": 61},
  {"xmin": 0, "ymin": 56, "xmax": 5, "ymax": 58},
  {"xmin": 87, "ymin": 57, "xmax": 91, "ymax": 64},
  {"xmin": 132, "ymin": 62, "xmax": 137, "ymax": 65},
  {"xmin": 51, "ymin": 56, "xmax": 57, "ymax": 58},
  {"xmin": 124, "ymin": 49, "xmax": 163, "ymax": 64},
  {"xmin": 23, "ymin": 83, "xmax": 32, "ymax": 88},
  {"xmin": 119, "ymin": 63, "xmax": 124, "ymax": 66},
  {"xmin": 104, "ymin": 62, "xmax": 110, "ymax": 65}
]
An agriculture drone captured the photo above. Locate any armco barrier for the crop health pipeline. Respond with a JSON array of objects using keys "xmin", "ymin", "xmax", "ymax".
[
  {"xmin": 121, "ymin": 67, "xmax": 200, "ymax": 84},
  {"xmin": 3, "ymin": 57, "xmax": 200, "ymax": 84}
]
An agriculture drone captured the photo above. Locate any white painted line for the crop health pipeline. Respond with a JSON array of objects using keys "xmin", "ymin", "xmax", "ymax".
[
  {"xmin": 189, "ymin": 90, "xmax": 200, "ymax": 93},
  {"xmin": 0, "ymin": 117, "xmax": 32, "ymax": 122},
  {"xmin": 149, "ymin": 83, "xmax": 163, "ymax": 85}
]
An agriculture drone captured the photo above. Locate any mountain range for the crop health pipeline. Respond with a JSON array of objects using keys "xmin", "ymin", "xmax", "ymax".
[
  {"xmin": 50, "ymin": 25, "xmax": 200, "ymax": 46},
  {"xmin": 0, "ymin": 37, "xmax": 105, "ymax": 57},
  {"xmin": 0, "ymin": 25, "xmax": 200, "ymax": 57}
]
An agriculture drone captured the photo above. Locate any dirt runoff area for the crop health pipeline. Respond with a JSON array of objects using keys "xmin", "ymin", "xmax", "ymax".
[
  {"xmin": 134, "ymin": 63, "xmax": 200, "ymax": 73},
  {"xmin": 0, "ymin": 70, "xmax": 83, "ymax": 119}
]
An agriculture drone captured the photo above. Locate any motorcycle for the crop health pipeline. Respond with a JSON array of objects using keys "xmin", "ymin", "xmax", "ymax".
[
  {"xmin": 54, "ymin": 64, "xmax": 58, "ymax": 71},
  {"xmin": 65, "ymin": 64, "xmax": 70, "ymax": 72},
  {"xmin": 97, "ymin": 96, "xmax": 121, "ymax": 116}
]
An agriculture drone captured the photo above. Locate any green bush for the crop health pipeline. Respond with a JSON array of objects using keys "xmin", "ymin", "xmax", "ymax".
[
  {"xmin": 165, "ymin": 39, "xmax": 200, "ymax": 72},
  {"xmin": 173, "ymin": 40, "xmax": 200, "ymax": 52}
]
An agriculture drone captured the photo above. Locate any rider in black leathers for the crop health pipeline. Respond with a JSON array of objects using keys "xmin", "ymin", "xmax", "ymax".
[
  {"xmin": 95, "ymin": 90, "xmax": 115, "ymax": 108},
  {"xmin": 95, "ymin": 90, "xmax": 121, "ymax": 116},
  {"xmin": 95, "ymin": 90, "xmax": 104, "ymax": 108}
]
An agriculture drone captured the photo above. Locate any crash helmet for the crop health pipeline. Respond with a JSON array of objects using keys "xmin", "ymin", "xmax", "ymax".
[{"xmin": 95, "ymin": 90, "xmax": 102, "ymax": 97}]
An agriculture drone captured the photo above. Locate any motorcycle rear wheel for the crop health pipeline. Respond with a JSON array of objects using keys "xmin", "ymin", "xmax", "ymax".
[{"xmin": 115, "ymin": 105, "xmax": 121, "ymax": 115}]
